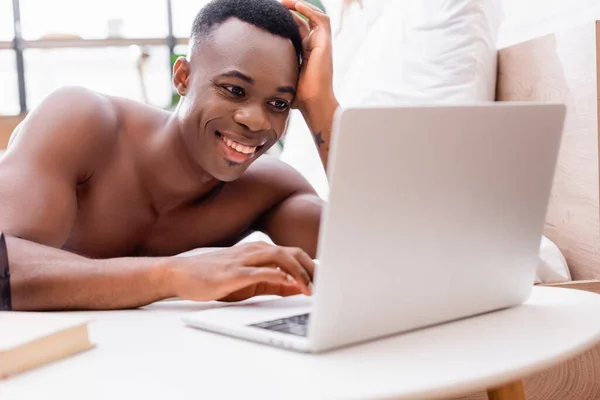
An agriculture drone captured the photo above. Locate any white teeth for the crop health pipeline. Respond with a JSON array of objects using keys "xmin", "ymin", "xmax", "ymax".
[{"xmin": 221, "ymin": 135, "xmax": 257, "ymax": 155}]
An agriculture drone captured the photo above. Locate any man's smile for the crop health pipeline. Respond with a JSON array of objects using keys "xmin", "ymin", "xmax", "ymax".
[{"xmin": 215, "ymin": 130, "xmax": 267, "ymax": 163}]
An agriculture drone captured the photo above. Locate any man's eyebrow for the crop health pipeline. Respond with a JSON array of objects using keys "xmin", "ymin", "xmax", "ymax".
[
  {"xmin": 219, "ymin": 70, "xmax": 254, "ymax": 85},
  {"xmin": 219, "ymin": 70, "xmax": 296, "ymax": 96},
  {"xmin": 277, "ymin": 86, "xmax": 296, "ymax": 96}
]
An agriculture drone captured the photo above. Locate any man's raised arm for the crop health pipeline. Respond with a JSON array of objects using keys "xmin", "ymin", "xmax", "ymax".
[{"xmin": 284, "ymin": 0, "xmax": 340, "ymax": 171}]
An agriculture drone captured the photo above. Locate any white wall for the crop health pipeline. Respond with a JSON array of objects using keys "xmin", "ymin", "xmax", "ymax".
[{"xmin": 498, "ymin": 0, "xmax": 600, "ymax": 47}]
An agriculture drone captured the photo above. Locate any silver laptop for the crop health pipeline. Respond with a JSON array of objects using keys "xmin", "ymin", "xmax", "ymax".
[{"xmin": 182, "ymin": 103, "xmax": 566, "ymax": 353}]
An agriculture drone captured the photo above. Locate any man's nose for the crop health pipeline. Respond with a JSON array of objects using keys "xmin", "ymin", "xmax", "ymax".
[{"xmin": 233, "ymin": 103, "xmax": 271, "ymax": 132}]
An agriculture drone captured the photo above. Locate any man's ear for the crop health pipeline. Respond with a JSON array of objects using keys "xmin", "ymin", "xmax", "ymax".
[{"xmin": 172, "ymin": 56, "xmax": 190, "ymax": 96}]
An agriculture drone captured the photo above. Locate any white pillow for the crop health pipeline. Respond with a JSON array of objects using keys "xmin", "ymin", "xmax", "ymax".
[
  {"xmin": 334, "ymin": 0, "xmax": 501, "ymax": 107},
  {"xmin": 536, "ymin": 236, "xmax": 571, "ymax": 283},
  {"xmin": 498, "ymin": 0, "xmax": 600, "ymax": 48}
]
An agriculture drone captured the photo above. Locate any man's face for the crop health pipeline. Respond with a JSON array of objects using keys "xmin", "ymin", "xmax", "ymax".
[{"xmin": 173, "ymin": 18, "xmax": 299, "ymax": 182}]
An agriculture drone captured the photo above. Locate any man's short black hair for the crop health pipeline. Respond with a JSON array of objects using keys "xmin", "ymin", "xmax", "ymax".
[{"xmin": 190, "ymin": 0, "xmax": 303, "ymax": 66}]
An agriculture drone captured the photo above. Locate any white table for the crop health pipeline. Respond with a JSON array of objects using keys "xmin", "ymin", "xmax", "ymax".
[{"xmin": 3, "ymin": 286, "xmax": 600, "ymax": 400}]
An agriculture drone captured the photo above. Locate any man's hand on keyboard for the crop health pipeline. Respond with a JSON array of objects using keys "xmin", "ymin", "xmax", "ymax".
[{"xmin": 165, "ymin": 242, "xmax": 315, "ymax": 302}]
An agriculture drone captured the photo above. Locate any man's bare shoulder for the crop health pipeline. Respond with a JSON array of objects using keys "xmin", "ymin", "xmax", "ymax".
[
  {"xmin": 5, "ymin": 86, "xmax": 121, "ymax": 177},
  {"xmin": 241, "ymin": 155, "xmax": 319, "ymax": 198},
  {"xmin": 236, "ymin": 155, "xmax": 323, "ymax": 257}
]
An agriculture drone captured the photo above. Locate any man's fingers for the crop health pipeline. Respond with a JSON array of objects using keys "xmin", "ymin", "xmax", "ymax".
[
  {"xmin": 234, "ymin": 266, "xmax": 291, "ymax": 288},
  {"xmin": 282, "ymin": 0, "xmax": 330, "ymax": 31},
  {"xmin": 295, "ymin": 1, "xmax": 330, "ymax": 28},
  {"xmin": 253, "ymin": 280, "xmax": 305, "ymax": 297},
  {"xmin": 244, "ymin": 245, "xmax": 313, "ymax": 295},
  {"xmin": 233, "ymin": 267, "xmax": 306, "ymax": 297},
  {"xmin": 297, "ymin": 0, "xmax": 326, "ymax": 15},
  {"xmin": 289, "ymin": 248, "xmax": 316, "ymax": 281},
  {"xmin": 280, "ymin": 0, "xmax": 302, "ymax": 11},
  {"xmin": 271, "ymin": 283, "xmax": 304, "ymax": 297},
  {"xmin": 290, "ymin": 10, "xmax": 310, "ymax": 38},
  {"xmin": 276, "ymin": 250, "xmax": 312, "ymax": 295},
  {"xmin": 303, "ymin": 30, "xmax": 317, "ymax": 53}
]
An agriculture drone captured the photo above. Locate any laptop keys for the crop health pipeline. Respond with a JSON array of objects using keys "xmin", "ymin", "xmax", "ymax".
[{"xmin": 249, "ymin": 313, "xmax": 310, "ymax": 337}]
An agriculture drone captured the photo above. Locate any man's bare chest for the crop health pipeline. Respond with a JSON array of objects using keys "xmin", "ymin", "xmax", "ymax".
[{"xmin": 62, "ymin": 175, "xmax": 277, "ymax": 259}]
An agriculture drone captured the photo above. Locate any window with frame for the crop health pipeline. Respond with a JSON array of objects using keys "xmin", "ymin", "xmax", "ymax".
[
  {"xmin": 24, "ymin": 46, "xmax": 173, "ymax": 110},
  {"xmin": 19, "ymin": 0, "xmax": 169, "ymax": 40},
  {"xmin": 0, "ymin": 2, "xmax": 14, "ymax": 41},
  {"xmin": 2, "ymin": 0, "xmax": 345, "ymax": 116},
  {"xmin": 172, "ymin": 0, "xmax": 212, "ymax": 39}
]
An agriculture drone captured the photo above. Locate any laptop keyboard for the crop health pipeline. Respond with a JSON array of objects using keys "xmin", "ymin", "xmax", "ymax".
[{"xmin": 249, "ymin": 313, "xmax": 310, "ymax": 337}]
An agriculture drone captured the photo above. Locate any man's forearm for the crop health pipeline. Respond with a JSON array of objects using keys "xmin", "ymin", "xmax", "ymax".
[
  {"xmin": 7, "ymin": 236, "xmax": 172, "ymax": 311},
  {"xmin": 299, "ymin": 93, "xmax": 340, "ymax": 172}
]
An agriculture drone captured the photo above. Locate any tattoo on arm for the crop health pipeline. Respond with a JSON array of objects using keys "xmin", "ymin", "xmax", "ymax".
[{"xmin": 314, "ymin": 132, "xmax": 325, "ymax": 149}]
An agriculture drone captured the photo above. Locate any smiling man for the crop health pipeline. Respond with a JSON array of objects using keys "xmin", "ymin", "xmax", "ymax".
[{"xmin": 0, "ymin": 0, "xmax": 339, "ymax": 311}]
